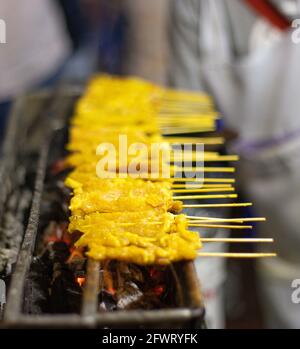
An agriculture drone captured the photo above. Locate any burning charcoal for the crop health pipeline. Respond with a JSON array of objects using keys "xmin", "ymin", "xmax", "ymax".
[
  {"xmin": 116, "ymin": 263, "xmax": 145, "ymax": 288},
  {"xmin": 25, "ymin": 237, "xmax": 85, "ymax": 315},
  {"xmin": 68, "ymin": 251, "xmax": 86, "ymax": 275},
  {"xmin": 75, "ymin": 274, "xmax": 85, "ymax": 288},
  {"xmin": 49, "ymin": 264, "xmax": 82, "ymax": 314},
  {"xmin": 116, "ymin": 282, "xmax": 144, "ymax": 310},
  {"xmin": 126, "ymin": 264, "xmax": 145, "ymax": 284},
  {"xmin": 39, "ymin": 178, "xmax": 71, "ymax": 227},
  {"xmin": 37, "ymin": 221, "xmax": 76, "ymax": 256},
  {"xmin": 99, "ymin": 290, "xmax": 117, "ymax": 312},
  {"xmin": 136, "ymin": 294, "xmax": 167, "ymax": 310}
]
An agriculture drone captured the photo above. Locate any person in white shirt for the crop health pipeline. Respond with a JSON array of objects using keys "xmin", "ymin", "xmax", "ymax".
[{"xmin": 169, "ymin": 0, "xmax": 300, "ymax": 329}]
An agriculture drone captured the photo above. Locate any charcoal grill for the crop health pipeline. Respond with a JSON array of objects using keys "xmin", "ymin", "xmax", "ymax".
[{"xmin": 0, "ymin": 87, "xmax": 206, "ymax": 329}]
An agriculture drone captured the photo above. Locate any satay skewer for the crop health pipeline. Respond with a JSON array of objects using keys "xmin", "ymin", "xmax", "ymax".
[
  {"xmin": 174, "ymin": 166, "xmax": 235, "ymax": 173},
  {"xmin": 165, "ymin": 136, "xmax": 224, "ymax": 144},
  {"xmin": 182, "ymin": 203, "xmax": 252, "ymax": 208},
  {"xmin": 173, "ymin": 194, "xmax": 237, "ymax": 200},
  {"xmin": 171, "ymin": 178, "xmax": 235, "ymax": 183},
  {"xmin": 197, "ymin": 252, "xmax": 277, "ymax": 258},
  {"xmin": 171, "ymin": 184, "xmax": 233, "ymax": 188},
  {"xmin": 172, "ymin": 188, "xmax": 235, "ymax": 194},
  {"xmin": 186, "ymin": 216, "xmax": 266, "ymax": 223},
  {"xmin": 189, "ymin": 223, "xmax": 252, "ymax": 229},
  {"xmin": 200, "ymin": 238, "xmax": 273, "ymax": 243},
  {"xmin": 170, "ymin": 156, "xmax": 239, "ymax": 162}
]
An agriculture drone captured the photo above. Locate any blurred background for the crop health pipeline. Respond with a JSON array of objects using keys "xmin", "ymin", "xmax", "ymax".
[{"xmin": 0, "ymin": 0, "xmax": 300, "ymax": 329}]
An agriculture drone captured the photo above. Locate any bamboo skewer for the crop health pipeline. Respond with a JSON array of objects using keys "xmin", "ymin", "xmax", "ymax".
[
  {"xmin": 160, "ymin": 110, "xmax": 214, "ymax": 115},
  {"xmin": 189, "ymin": 223, "xmax": 252, "ymax": 229},
  {"xmin": 171, "ymin": 178, "xmax": 235, "ymax": 183},
  {"xmin": 180, "ymin": 151, "xmax": 219, "ymax": 156},
  {"xmin": 159, "ymin": 107, "xmax": 214, "ymax": 112},
  {"xmin": 165, "ymin": 137, "xmax": 224, "ymax": 144},
  {"xmin": 160, "ymin": 113, "xmax": 215, "ymax": 118},
  {"xmin": 160, "ymin": 111, "xmax": 215, "ymax": 116},
  {"xmin": 160, "ymin": 116, "xmax": 216, "ymax": 121},
  {"xmin": 187, "ymin": 216, "xmax": 266, "ymax": 223},
  {"xmin": 162, "ymin": 129, "xmax": 215, "ymax": 135},
  {"xmin": 158, "ymin": 107, "xmax": 216, "ymax": 112},
  {"xmin": 172, "ymin": 188, "xmax": 235, "ymax": 194},
  {"xmin": 173, "ymin": 194, "xmax": 237, "ymax": 200},
  {"xmin": 182, "ymin": 203, "xmax": 252, "ymax": 208},
  {"xmin": 160, "ymin": 101, "xmax": 213, "ymax": 106},
  {"xmin": 116, "ymin": 219, "xmax": 254, "ymax": 229},
  {"xmin": 160, "ymin": 114, "xmax": 216, "ymax": 120},
  {"xmin": 174, "ymin": 167, "xmax": 235, "ymax": 173},
  {"xmin": 171, "ymin": 184, "xmax": 233, "ymax": 188},
  {"xmin": 189, "ymin": 219, "xmax": 247, "ymax": 224},
  {"xmin": 158, "ymin": 108, "xmax": 216, "ymax": 112},
  {"xmin": 171, "ymin": 156, "xmax": 239, "ymax": 162},
  {"xmin": 159, "ymin": 118, "xmax": 217, "ymax": 124},
  {"xmin": 189, "ymin": 220, "xmax": 254, "ymax": 225},
  {"xmin": 161, "ymin": 126, "xmax": 217, "ymax": 131},
  {"xmin": 200, "ymin": 238, "xmax": 273, "ymax": 243},
  {"xmin": 162, "ymin": 127, "xmax": 215, "ymax": 131},
  {"xmin": 161, "ymin": 124, "xmax": 215, "ymax": 128},
  {"xmin": 197, "ymin": 252, "xmax": 277, "ymax": 258}
]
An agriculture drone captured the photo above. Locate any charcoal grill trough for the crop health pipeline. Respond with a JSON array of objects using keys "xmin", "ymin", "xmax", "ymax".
[{"xmin": 0, "ymin": 87, "xmax": 206, "ymax": 329}]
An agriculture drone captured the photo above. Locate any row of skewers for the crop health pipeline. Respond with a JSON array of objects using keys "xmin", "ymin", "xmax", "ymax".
[{"xmin": 64, "ymin": 75, "xmax": 276, "ymax": 264}]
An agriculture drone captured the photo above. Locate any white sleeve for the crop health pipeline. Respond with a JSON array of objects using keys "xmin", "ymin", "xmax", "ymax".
[{"xmin": 168, "ymin": 0, "xmax": 208, "ymax": 91}]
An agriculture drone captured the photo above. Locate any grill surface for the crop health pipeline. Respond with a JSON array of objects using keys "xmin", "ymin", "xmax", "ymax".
[{"xmin": 0, "ymin": 87, "xmax": 206, "ymax": 329}]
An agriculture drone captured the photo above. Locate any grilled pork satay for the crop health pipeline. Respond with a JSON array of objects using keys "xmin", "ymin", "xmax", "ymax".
[
  {"xmin": 66, "ymin": 176, "xmax": 182, "ymax": 217},
  {"xmin": 69, "ymin": 211, "xmax": 184, "ymax": 236},
  {"xmin": 68, "ymin": 128, "xmax": 162, "ymax": 150},
  {"xmin": 70, "ymin": 212, "xmax": 201, "ymax": 265},
  {"xmin": 71, "ymin": 116, "xmax": 159, "ymax": 133},
  {"xmin": 64, "ymin": 75, "xmax": 207, "ymax": 265},
  {"xmin": 69, "ymin": 189, "xmax": 182, "ymax": 217},
  {"xmin": 65, "ymin": 176, "xmax": 172, "ymax": 194},
  {"xmin": 67, "ymin": 136, "xmax": 165, "ymax": 156}
]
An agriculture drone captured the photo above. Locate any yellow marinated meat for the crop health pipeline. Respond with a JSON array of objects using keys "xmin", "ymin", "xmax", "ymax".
[
  {"xmin": 66, "ymin": 156, "xmax": 173, "ymax": 177},
  {"xmin": 69, "ymin": 211, "xmax": 179, "ymax": 236},
  {"xmin": 68, "ymin": 128, "xmax": 162, "ymax": 149},
  {"xmin": 82, "ymin": 233, "xmax": 201, "ymax": 265},
  {"xmin": 65, "ymin": 176, "xmax": 172, "ymax": 194},
  {"xmin": 71, "ymin": 212, "xmax": 201, "ymax": 265},
  {"xmin": 64, "ymin": 75, "xmax": 204, "ymax": 264},
  {"xmin": 69, "ymin": 190, "xmax": 181, "ymax": 217}
]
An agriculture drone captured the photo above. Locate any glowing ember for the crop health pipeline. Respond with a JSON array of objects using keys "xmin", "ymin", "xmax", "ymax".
[
  {"xmin": 153, "ymin": 285, "xmax": 165, "ymax": 296},
  {"xmin": 44, "ymin": 222, "xmax": 71, "ymax": 246},
  {"xmin": 150, "ymin": 267, "xmax": 163, "ymax": 279},
  {"xmin": 67, "ymin": 248, "xmax": 84, "ymax": 264},
  {"xmin": 76, "ymin": 276, "xmax": 85, "ymax": 287},
  {"xmin": 107, "ymin": 287, "xmax": 116, "ymax": 296}
]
